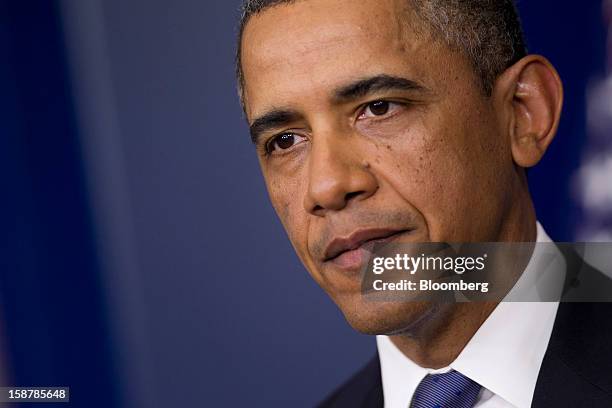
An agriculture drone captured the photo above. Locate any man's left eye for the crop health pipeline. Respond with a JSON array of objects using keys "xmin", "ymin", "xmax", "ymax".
[{"xmin": 358, "ymin": 100, "xmax": 399, "ymax": 119}]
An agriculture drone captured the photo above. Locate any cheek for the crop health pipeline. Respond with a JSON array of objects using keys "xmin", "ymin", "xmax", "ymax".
[
  {"xmin": 384, "ymin": 131, "xmax": 465, "ymax": 209},
  {"xmin": 264, "ymin": 171, "xmax": 310, "ymax": 256},
  {"xmin": 378, "ymin": 108, "xmax": 508, "ymax": 240}
]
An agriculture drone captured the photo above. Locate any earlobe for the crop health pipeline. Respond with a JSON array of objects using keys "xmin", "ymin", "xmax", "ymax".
[{"xmin": 497, "ymin": 55, "xmax": 564, "ymax": 168}]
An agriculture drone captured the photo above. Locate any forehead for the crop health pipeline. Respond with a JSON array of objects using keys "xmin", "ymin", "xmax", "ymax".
[
  {"xmin": 243, "ymin": 0, "xmax": 412, "ymax": 52},
  {"xmin": 240, "ymin": 0, "xmax": 469, "ymax": 119}
]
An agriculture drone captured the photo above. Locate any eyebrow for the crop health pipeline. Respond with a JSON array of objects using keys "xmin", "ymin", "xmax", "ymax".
[
  {"xmin": 333, "ymin": 74, "xmax": 425, "ymax": 102},
  {"xmin": 249, "ymin": 109, "xmax": 301, "ymax": 145}
]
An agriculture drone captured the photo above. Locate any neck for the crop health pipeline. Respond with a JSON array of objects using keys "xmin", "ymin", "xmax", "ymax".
[
  {"xmin": 389, "ymin": 302, "xmax": 497, "ymax": 368},
  {"xmin": 389, "ymin": 186, "xmax": 537, "ymax": 368}
]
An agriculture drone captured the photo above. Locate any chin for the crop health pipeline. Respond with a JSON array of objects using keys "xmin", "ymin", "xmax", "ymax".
[{"xmin": 334, "ymin": 295, "xmax": 441, "ymax": 336}]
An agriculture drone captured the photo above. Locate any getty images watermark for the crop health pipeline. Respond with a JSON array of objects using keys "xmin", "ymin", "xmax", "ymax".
[
  {"xmin": 361, "ymin": 242, "xmax": 612, "ymax": 302},
  {"xmin": 370, "ymin": 252, "xmax": 490, "ymax": 293}
]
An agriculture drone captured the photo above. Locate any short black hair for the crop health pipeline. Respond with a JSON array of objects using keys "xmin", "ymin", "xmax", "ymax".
[{"xmin": 236, "ymin": 0, "xmax": 527, "ymax": 106}]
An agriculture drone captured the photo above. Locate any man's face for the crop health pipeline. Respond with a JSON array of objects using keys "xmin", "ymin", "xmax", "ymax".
[{"xmin": 241, "ymin": 0, "xmax": 518, "ymax": 333}]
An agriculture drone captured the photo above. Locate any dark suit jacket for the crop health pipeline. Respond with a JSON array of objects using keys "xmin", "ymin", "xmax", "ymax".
[{"xmin": 319, "ymin": 252, "xmax": 612, "ymax": 407}]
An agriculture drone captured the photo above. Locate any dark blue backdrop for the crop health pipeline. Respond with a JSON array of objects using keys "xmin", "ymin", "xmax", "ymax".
[
  {"xmin": 0, "ymin": 1, "xmax": 606, "ymax": 407},
  {"xmin": 0, "ymin": 1, "xmax": 119, "ymax": 407}
]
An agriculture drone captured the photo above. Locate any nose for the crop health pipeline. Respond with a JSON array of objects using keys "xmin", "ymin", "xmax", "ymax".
[{"xmin": 303, "ymin": 134, "xmax": 379, "ymax": 216}]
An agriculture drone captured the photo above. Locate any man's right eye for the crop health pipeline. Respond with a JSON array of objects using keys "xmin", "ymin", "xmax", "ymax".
[{"xmin": 266, "ymin": 133, "xmax": 306, "ymax": 154}]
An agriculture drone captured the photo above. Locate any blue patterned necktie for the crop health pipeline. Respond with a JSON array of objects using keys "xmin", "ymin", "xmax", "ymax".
[{"xmin": 410, "ymin": 370, "xmax": 482, "ymax": 408}]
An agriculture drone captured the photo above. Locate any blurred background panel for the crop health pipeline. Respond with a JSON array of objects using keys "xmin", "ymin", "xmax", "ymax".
[
  {"xmin": 0, "ymin": 0, "xmax": 609, "ymax": 407},
  {"xmin": 0, "ymin": 1, "xmax": 120, "ymax": 407}
]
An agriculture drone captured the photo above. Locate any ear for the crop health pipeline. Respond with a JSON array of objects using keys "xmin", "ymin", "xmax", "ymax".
[{"xmin": 493, "ymin": 55, "xmax": 564, "ymax": 168}]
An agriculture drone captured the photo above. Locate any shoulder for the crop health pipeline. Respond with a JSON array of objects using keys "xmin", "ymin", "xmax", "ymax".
[
  {"xmin": 547, "ymin": 302, "xmax": 612, "ymax": 392},
  {"xmin": 317, "ymin": 355, "xmax": 383, "ymax": 408},
  {"xmin": 553, "ymin": 247, "xmax": 612, "ymax": 389},
  {"xmin": 534, "ymin": 302, "xmax": 612, "ymax": 406}
]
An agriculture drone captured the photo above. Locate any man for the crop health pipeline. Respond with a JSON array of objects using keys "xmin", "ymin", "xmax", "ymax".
[{"xmin": 236, "ymin": 0, "xmax": 612, "ymax": 407}]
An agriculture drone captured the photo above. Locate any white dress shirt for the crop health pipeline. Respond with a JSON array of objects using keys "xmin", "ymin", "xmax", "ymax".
[{"xmin": 377, "ymin": 222, "xmax": 565, "ymax": 408}]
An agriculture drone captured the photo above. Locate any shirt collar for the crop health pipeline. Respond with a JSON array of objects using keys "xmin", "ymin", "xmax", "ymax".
[{"xmin": 377, "ymin": 222, "xmax": 564, "ymax": 408}]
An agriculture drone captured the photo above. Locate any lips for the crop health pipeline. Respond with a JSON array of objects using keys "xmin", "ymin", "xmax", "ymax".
[{"xmin": 323, "ymin": 228, "xmax": 410, "ymax": 265}]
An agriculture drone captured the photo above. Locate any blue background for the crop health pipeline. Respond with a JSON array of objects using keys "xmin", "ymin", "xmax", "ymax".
[{"xmin": 0, "ymin": 1, "xmax": 607, "ymax": 407}]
